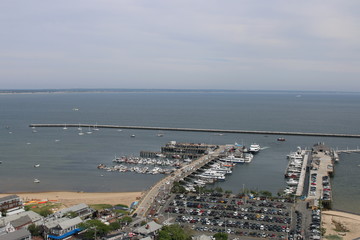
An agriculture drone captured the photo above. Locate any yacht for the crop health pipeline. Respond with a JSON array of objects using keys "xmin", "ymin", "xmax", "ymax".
[
  {"xmin": 249, "ymin": 143, "xmax": 261, "ymax": 153},
  {"xmin": 244, "ymin": 153, "xmax": 254, "ymax": 163},
  {"xmin": 220, "ymin": 155, "xmax": 244, "ymax": 163},
  {"xmin": 286, "ymin": 178, "xmax": 299, "ymax": 186}
]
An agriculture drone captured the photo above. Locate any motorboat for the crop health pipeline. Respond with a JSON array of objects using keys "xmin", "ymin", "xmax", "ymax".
[
  {"xmin": 286, "ymin": 178, "xmax": 299, "ymax": 186},
  {"xmin": 34, "ymin": 179, "xmax": 40, "ymax": 183},
  {"xmin": 220, "ymin": 155, "xmax": 244, "ymax": 163},
  {"xmin": 34, "ymin": 164, "xmax": 40, "ymax": 168},
  {"xmin": 244, "ymin": 153, "xmax": 253, "ymax": 163},
  {"xmin": 131, "ymin": 135, "xmax": 135, "ymax": 138},
  {"xmin": 249, "ymin": 143, "xmax": 261, "ymax": 153},
  {"xmin": 277, "ymin": 137, "xmax": 286, "ymax": 141}
]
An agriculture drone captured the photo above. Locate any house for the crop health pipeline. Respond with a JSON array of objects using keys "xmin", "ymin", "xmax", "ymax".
[
  {"xmin": 1, "ymin": 228, "xmax": 31, "ymax": 240},
  {"xmin": 133, "ymin": 221, "xmax": 162, "ymax": 237},
  {"xmin": 43, "ymin": 217, "xmax": 82, "ymax": 240},
  {"xmin": 54, "ymin": 203, "xmax": 94, "ymax": 219},
  {"xmin": 0, "ymin": 195, "xmax": 23, "ymax": 215},
  {"xmin": 0, "ymin": 211, "xmax": 42, "ymax": 235}
]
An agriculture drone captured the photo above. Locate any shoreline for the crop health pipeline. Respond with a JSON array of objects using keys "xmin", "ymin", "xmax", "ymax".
[
  {"xmin": 322, "ymin": 210, "xmax": 360, "ymax": 240},
  {"xmin": 0, "ymin": 191, "xmax": 143, "ymax": 208}
]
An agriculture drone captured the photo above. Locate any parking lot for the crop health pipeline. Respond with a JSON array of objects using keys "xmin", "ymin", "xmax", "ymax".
[{"xmin": 159, "ymin": 192, "xmax": 305, "ymax": 239}]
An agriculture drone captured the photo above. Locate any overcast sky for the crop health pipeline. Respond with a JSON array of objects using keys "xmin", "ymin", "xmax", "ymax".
[{"xmin": 1, "ymin": 1, "xmax": 359, "ymax": 91}]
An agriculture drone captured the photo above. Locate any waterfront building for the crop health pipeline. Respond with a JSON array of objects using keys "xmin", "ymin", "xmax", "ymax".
[
  {"xmin": 43, "ymin": 217, "xmax": 82, "ymax": 240},
  {"xmin": 54, "ymin": 203, "xmax": 95, "ymax": 219},
  {"xmin": 0, "ymin": 195, "xmax": 23, "ymax": 216}
]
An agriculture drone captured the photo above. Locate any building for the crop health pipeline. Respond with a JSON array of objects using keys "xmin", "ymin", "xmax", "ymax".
[
  {"xmin": 54, "ymin": 203, "xmax": 94, "ymax": 219},
  {"xmin": 0, "ymin": 195, "xmax": 23, "ymax": 215},
  {"xmin": 1, "ymin": 228, "xmax": 31, "ymax": 240},
  {"xmin": 134, "ymin": 221, "xmax": 162, "ymax": 237},
  {"xmin": 43, "ymin": 217, "xmax": 83, "ymax": 240}
]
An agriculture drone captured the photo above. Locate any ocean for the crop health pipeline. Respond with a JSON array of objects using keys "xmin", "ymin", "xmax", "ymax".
[{"xmin": 0, "ymin": 91, "xmax": 359, "ymax": 213}]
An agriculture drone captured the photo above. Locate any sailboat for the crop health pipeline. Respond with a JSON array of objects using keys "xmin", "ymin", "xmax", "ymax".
[
  {"xmin": 78, "ymin": 129, "xmax": 84, "ymax": 136},
  {"xmin": 63, "ymin": 124, "xmax": 68, "ymax": 130},
  {"xmin": 86, "ymin": 126, "xmax": 93, "ymax": 134},
  {"xmin": 78, "ymin": 123, "xmax": 82, "ymax": 131},
  {"xmin": 93, "ymin": 123, "xmax": 99, "ymax": 131}
]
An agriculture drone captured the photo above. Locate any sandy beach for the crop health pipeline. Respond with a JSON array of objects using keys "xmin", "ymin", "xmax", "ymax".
[
  {"xmin": 0, "ymin": 191, "xmax": 143, "ymax": 208},
  {"xmin": 322, "ymin": 210, "xmax": 360, "ymax": 240}
]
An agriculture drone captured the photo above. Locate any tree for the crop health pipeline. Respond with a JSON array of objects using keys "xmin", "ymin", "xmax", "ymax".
[
  {"xmin": 39, "ymin": 208, "xmax": 52, "ymax": 217},
  {"xmin": 157, "ymin": 224, "xmax": 192, "ymax": 240},
  {"xmin": 28, "ymin": 224, "xmax": 42, "ymax": 236},
  {"xmin": 213, "ymin": 232, "xmax": 228, "ymax": 240},
  {"xmin": 79, "ymin": 219, "xmax": 110, "ymax": 240},
  {"xmin": 119, "ymin": 216, "xmax": 132, "ymax": 226},
  {"xmin": 259, "ymin": 190, "xmax": 272, "ymax": 197},
  {"xmin": 109, "ymin": 221, "xmax": 121, "ymax": 231},
  {"xmin": 171, "ymin": 182, "xmax": 186, "ymax": 194},
  {"xmin": 215, "ymin": 187, "xmax": 223, "ymax": 193}
]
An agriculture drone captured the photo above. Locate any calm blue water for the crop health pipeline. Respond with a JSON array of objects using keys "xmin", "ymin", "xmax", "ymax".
[{"xmin": 0, "ymin": 92, "xmax": 359, "ymax": 213}]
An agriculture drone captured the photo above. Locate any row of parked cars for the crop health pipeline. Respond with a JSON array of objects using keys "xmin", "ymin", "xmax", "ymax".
[{"xmin": 162, "ymin": 193, "xmax": 295, "ymax": 240}]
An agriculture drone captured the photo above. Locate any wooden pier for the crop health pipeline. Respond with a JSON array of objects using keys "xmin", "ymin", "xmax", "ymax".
[{"xmin": 29, "ymin": 124, "xmax": 360, "ymax": 138}]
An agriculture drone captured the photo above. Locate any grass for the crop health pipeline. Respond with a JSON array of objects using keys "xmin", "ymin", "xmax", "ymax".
[
  {"xmin": 332, "ymin": 219, "xmax": 349, "ymax": 232},
  {"xmin": 325, "ymin": 234, "xmax": 343, "ymax": 240},
  {"xmin": 89, "ymin": 204, "xmax": 113, "ymax": 210},
  {"xmin": 25, "ymin": 202, "xmax": 63, "ymax": 216}
]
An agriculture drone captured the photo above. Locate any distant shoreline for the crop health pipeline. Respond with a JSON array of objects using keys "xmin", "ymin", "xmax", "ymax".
[{"xmin": 0, "ymin": 89, "xmax": 359, "ymax": 95}]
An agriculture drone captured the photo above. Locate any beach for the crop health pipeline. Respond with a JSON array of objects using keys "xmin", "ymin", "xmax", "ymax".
[
  {"xmin": 0, "ymin": 191, "xmax": 142, "ymax": 208},
  {"xmin": 322, "ymin": 210, "xmax": 360, "ymax": 240}
]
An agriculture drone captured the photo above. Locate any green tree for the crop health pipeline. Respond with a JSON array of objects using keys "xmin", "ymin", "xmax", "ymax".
[
  {"xmin": 119, "ymin": 216, "xmax": 132, "ymax": 226},
  {"xmin": 28, "ymin": 224, "xmax": 42, "ymax": 236},
  {"xmin": 109, "ymin": 221, "xmax": 121, "ymax": 231},
  {"xmin": 259, "ymin": 190, "xmax": 272, "ymax": 197},
  {"xmin": 79, "ymin": 219, "xmax": 110, "ymax": 240},
  {"xmin": 213, "ymin": 232, "xmax": 228, "ymax": 240},
  {"xmin": 215, "ymin": 187, "xmax": 223, "ymax": 193},
  {"xmin": 39, "ymin": 208, "xmax": 52, "ymax": 217},
  {"xmin": 171, "ymin": 182, "xmax": 186, "ymax": 194},
  {"xmin": 158, "ymin": 224, "xmax": 192, "ymax": 240}
]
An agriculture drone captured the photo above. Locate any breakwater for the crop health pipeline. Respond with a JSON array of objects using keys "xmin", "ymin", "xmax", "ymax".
[{"xmin": 29, "ymin": 124, "xmax": 360, "ymax": 138}]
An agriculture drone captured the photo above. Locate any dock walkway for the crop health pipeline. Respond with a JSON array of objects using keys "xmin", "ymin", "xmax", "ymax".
[
  {"xmin": 29, "ymin": 124, "xmax": 360, "ymax": 138},
  {"xmin": 132, "ymin": 145, "xmax": 225, "ymax": 217},
  {"xmin": 295, "ymin": 150, "xmax": 310, "ymax": 196}
]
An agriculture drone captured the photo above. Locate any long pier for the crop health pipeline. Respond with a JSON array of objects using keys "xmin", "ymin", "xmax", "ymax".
[{"xmin": 29, "ymin": 123, "xmax": 360, "ymax": 138}]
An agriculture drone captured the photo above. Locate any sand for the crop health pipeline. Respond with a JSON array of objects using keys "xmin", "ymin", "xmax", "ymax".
[
  {"xmin": 322, "ymin": 210, "xmax": 360, "ymax": 240},
  {"xmin": 0, "ymin": 191, "xmax": 142, "ymax": 208}
]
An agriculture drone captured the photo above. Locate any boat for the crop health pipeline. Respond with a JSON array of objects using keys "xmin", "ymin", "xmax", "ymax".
[
  {"xmin": 63, "ymin": 124, "xmax": 67, "ymax": 130},
  {"xmin": 244, "ymin": 153, "xmax": 254, "ymax": 163},
  {"xmin": 34, "ymin": 164, "xmax": 40, "ymax": 168},
  {"xmin": 93, "ymin": 123, "xmax": 99, "ymax": 131},
  {"xmin": 249, "ymin": 143, "xmax": 261, "ymax": 153},
  {"xmin": 78, "ymin": 130, "xmax": 84, "ymax": 136},
  {"xmin": 286, "ymin": 178, "xmax": 299, "ymax": 186},
  {"xmin": 77, "ymin": 123, "xmax": 82, "ymax": 131},
  {"xmin": 277, "ymin": 137, "xmax": 286, "ymax": 141},
  {"xmin": 131, "ymin": 134, "xmax": 135, "ymax": 138},
  {"xmin": 34, "ymin": 179, "xmax": 40, "ymax": 183},
  {"xmin": 220, "ymin": 154, "xmax": 245, "ymax": 163},
  {"xmin": 86, "ymin": 127, "xmax": 92, "ymax": 134}
]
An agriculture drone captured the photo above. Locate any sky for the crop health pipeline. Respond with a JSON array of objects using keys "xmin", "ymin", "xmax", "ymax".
[{"xmin": 1, "ymin": 0, "xmax": 360, "ymax": 91}]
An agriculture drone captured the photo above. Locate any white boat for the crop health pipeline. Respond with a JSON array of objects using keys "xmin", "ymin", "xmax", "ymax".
[
  {"xmin": 249, "ymin": 143, "xmax": 261, "ymax": 153},
  {"xmin": 131, "ymin": 135, "xmax": 135, "ymax": 138},
  {"xmin": 86, "ymin": 127, "xmax": 92, "ymax": 134},
  {"xmin": 63, "ymin": 124, "xmax": 67, "ymax": 130},
  {"xmin": 157, "ymin": 133, "xmax": 164, "ymax": 137},
  {"xmin": 220, "ymin": 154, "xmax": 244, "ymax": 163},
  {"xmin": 286, "ymin": 179, "xmax": 299, "ymax": 186},
  {"xmin": 78, "ymin": 123, "xmax": 82, "ymax": 131},
  {"xmin": 244, "ymin": 153, "xmax": 254, "ymax": 163},
  {"xmin": 34, "ymin": 179, "xmax": 40, "ymax": 183},
  {"xmin": 78, "ymin": 129, "xmax": 84, "ymax": 135},
  {"xmin": 34, "ymin": 164, "xmax": 40, "ymax": 168},
  {"xmin": 93, "ymin": 123, "xmax": 99, "ymax": 131}
]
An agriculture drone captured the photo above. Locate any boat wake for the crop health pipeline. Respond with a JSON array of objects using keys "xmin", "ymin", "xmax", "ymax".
[{"xmin": 260, "ymin": 146, "xmax": 270, "ymax": 150}]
